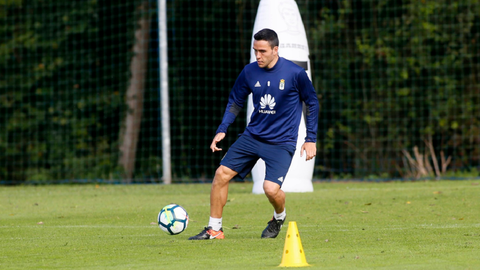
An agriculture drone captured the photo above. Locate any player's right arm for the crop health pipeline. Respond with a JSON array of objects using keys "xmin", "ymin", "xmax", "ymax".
[
  {"xmin": 210, "ymin": 132, "xmax": 226, "ymax": 152},
  {"xmin": 214, "ymin": 69, "xmax": 251, "ymax": 135}
]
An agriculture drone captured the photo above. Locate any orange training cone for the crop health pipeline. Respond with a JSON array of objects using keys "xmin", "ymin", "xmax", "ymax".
[{"xmin": 279, "ymin": 221, "xmax": 310, "ymax": 267}]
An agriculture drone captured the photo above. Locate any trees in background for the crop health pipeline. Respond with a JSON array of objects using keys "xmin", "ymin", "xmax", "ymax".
[
  {"xmin": 305, "ymin": 0, "xmax": 480, "ymax": 179},
  {"xmin": 0, "ymin": 0, "xmax": 478, "ymax": 183}
]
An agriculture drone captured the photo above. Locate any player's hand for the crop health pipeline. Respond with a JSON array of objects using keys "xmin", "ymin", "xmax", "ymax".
[
  {"xmin": 300, "ymin": 142, "xmax": 316, "ymax": 161},
  {"xmin": 210, "ymin": 133, "xmax": 226, "ymax": 152}
]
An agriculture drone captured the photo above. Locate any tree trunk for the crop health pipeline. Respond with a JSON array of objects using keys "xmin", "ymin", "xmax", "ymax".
[{"xmin": 119, "ymin": 2, "xmax": 150, "ymax": 183}]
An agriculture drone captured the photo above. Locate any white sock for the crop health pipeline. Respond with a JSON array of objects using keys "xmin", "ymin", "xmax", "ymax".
[
  {"xmin": 274, "ymin": 209, "xmax": 286, "ymax": 221},
  {"xmin": 208, "ymin": 217, "xmax": 222, "ymax": 231}
]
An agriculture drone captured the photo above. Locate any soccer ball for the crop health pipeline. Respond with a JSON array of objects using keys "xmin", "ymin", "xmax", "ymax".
[{"xmin": 158, "ymin": 204, "xmax": 189, "ymax": 235}]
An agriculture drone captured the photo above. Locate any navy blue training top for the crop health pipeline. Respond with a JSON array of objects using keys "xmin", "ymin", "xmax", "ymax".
[{"xmin": 216, "ymin": 57, "xmax": 319, "ymax": 146}]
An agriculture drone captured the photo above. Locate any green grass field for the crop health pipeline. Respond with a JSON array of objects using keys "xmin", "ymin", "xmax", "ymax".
[{"xmin": 1, "ymin": 180, "xmax": 480, "ymax": 269}]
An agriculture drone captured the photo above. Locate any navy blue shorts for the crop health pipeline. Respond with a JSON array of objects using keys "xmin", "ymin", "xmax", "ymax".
[{"xmin": 220, "ymin": 135, "xmax": 296, "ymax": 186}]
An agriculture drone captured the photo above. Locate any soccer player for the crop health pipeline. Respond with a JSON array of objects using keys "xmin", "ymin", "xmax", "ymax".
[{"xmin": 189, "ymin": 28, "xmax": 319, "ymax": 240}]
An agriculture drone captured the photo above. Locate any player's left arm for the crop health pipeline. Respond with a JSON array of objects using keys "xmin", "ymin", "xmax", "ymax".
[
  {"xmin": 301, "ymin": 142, "xmax": 316, "ymax": 161},
  {"xmin": 297, "ymin": 71, "xmax": 319, "ymax": 160}
]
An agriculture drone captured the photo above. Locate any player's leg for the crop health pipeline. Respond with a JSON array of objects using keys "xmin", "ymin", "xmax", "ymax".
[
  {"xmin": 260, "ymin": 143, "xmax": 295, "ymax": 238},
  {"xmin": 263, "ymin": 180, "xmax": 285, "ymax": 216},
  {"xmin": 188, "ymin": 165, "xmax": 235, "ymax": 240},
  {"xmin": 209, "ymin": 165, "xmax": 237, "ymax": 222},
  {"xmin": 261, "ymin": 180, "xmax": 287, "ymax": 239},
  {"xmin": 188, "ymin": 165, "xmax": 236, "ymax": 240},
  {"xmin": 189, "ymin": 135, "xmax": 259, "ymax": 240}
]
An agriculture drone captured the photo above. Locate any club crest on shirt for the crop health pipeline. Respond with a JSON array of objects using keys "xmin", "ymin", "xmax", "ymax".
[{"xmin": 279, "ymin": 79, "xmax": 285, "ymax": 90}]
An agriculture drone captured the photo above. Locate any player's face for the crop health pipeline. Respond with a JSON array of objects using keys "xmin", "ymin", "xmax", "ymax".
[{"xmin": 253, "ymin": 40, "xmax": 278, "ymax": 69}]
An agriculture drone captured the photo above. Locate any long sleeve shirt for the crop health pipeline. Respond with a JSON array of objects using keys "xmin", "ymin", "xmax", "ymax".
[{"xmin": 216, "ymin": 57, "xmax": 319, "ymax": 147}]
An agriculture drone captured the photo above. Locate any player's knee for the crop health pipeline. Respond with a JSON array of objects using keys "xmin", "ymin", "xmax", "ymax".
[
  {"xmin": 214, "ymin": 165, "xmax": 236, "ymax": 184},
  {"xmin": 263, "ymin": 180, "xmax": 280, "ymax": 198}
]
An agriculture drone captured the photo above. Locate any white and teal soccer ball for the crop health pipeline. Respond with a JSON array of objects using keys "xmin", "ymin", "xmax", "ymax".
[{"xmin": 158, "ymin": 204, "xmax": 189, "ymax": 235}]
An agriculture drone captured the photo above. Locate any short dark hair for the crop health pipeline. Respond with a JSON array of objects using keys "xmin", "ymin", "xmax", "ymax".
[{"xmin": 253, "ymin": 28, "xmax": 279, "ymax": 48}]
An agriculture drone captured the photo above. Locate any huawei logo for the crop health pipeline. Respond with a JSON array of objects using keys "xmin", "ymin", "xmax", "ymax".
[{"xmin": 260, "ymin": 94, "xmax": 276, "ymax": 110}]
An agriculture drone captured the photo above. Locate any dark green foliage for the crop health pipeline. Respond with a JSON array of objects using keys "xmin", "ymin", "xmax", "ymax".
[
  {"xmin": 304, "ymin": 0, "xmax": 480, "ymax": 178},
  {"xmin": 0, "ymin": 0, "xmax": 479, "ymax": 183},
  {"xmin": 0, "ymin": 1, "xmax": 138, "ymax": 183}
]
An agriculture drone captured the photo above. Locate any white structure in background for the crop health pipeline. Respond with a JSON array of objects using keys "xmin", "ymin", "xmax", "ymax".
[{"xmin": 248, "ymin": 0, "xmax": 315, "ymax": 193}]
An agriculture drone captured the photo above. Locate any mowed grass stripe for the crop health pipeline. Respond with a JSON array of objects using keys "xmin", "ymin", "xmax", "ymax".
[{"xmin": 1, "ymin": 180, "xmax": 479, "ymax": 270}]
